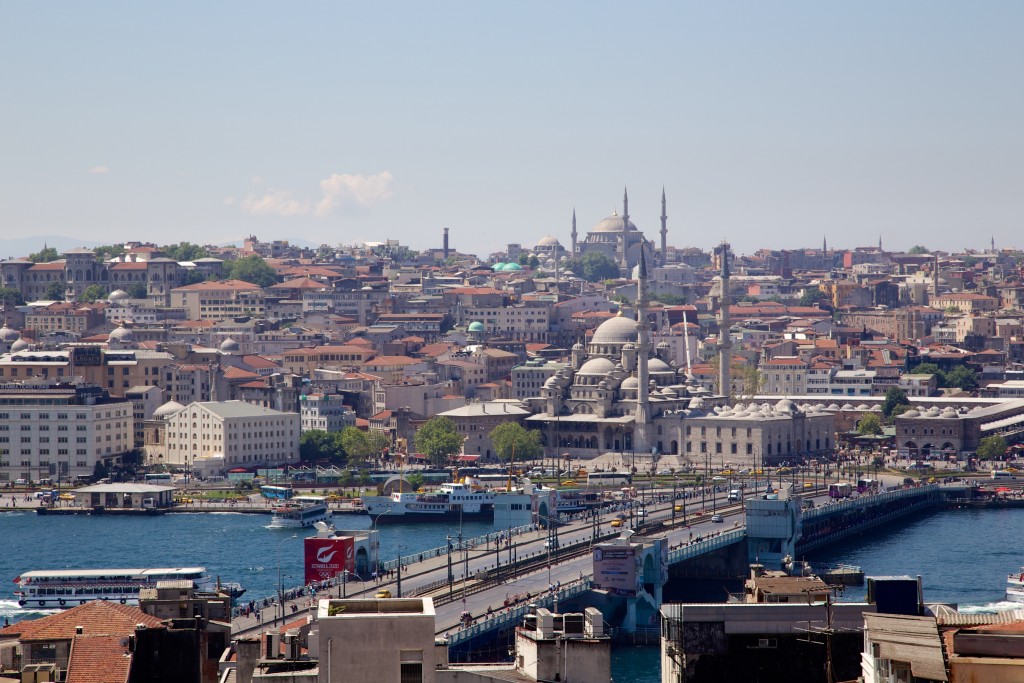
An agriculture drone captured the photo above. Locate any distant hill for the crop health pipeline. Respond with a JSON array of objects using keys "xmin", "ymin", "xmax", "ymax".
[{"xmin": 0, "ymin": 235, "xmax": 100, "ymax": 260}]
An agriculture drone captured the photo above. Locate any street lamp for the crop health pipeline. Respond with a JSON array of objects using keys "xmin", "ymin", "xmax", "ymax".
[{"xmin": 276, "ymin": 534, "xmax": 298, "ymax": 625}]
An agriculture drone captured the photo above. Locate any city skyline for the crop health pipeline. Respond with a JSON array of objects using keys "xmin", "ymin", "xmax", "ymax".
[{"xmin": 2, "ymin": 2, "xmax": 1022, "ymax": 256}]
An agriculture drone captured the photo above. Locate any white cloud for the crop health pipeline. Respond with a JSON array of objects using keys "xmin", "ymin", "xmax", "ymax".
[
  {"xmin": 315, "ymin": 171, "xmax": 395, "ymax": 216},
  {"xmin": 87, "ymin": 165, "xmax": 110, "ymax": 175},
  {"xmin": 234, "ymin": 171, "xmax": 395, "ymax": 218},
  {"xmin": 240, "ymin": 189, "xmax": 309, "ymax": 217}
]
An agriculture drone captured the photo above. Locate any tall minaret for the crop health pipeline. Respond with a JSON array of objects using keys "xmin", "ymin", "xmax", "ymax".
[
  {"xmin": 718, "ymin": 242, "xmax": 732, "ymax": 400},
  {"xmin": 660, "ymin": 187, "xmax": 668, "ymax": 267},
  {"xmin": 619, "ymin": 187, "xmax": 630, "ymax": 271},
  {"xmin": 570, "ymin": 208, "xmax": 578, "ymax": 257},
  {"xmin": 622, "ymin": 187, "xmax": 629, "ymax": 222},
  {"xmin": 634, "ymin": 242, "xmax": 651, "ymax": 452},
  {"xmin": 932, "ymin": 253, "xmax": 940, "ymax": 300}
]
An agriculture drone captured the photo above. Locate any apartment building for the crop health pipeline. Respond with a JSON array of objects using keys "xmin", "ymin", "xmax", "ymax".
[{"xmin": 169, "ymin": 280, "xmax": 266, "ymax": 320}]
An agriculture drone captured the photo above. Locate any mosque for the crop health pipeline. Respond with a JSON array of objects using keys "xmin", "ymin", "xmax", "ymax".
[{"xmin": 571, "ymin": 188, "xmax": 665, "ymax": 273}]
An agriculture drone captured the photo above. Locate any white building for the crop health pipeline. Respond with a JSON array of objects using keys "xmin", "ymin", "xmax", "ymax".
[
  {"xmin": 299, "ymin": 393, "xmax": 356, "ymax": 432},
  {"xmin": 162, "ymin": 400, "xmax": 299, "ymax": 475},
  {"xmin": 0, "ymin": 382, "xmax": 133, "ymax": 484}
]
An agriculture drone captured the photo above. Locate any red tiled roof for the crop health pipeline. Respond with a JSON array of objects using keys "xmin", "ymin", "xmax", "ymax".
[
  {"xmin": 269, "ymin": 277, "xmax": 327, "ymax": 290},
  {"xmin": 362, "ymin": 355, "xmax": 419, "ymax": 367},
  {"xmin": 0, "ymin": 600, "xmax": 164, "ymax": 642},
  {"xmin": 223, "ymin": 366, "xmax": 260, "ymax": 380},
  {"xmin": 66, "ymin": 634, "xmax": 133, "ymax": 683},
  {"xmin": 109, "ymin": 262, "xmax": 149, "ymax": 271},
  {"xmin": 28, "ymin": 261, "xmax": 67, "ymax": 271},
  {"xmin": 370, "ymin": 410, "xmax": 392, "ymax": 420},
  {"xmin": 172, "ymin": 279, "xmax": 262, "ymax": 292}
]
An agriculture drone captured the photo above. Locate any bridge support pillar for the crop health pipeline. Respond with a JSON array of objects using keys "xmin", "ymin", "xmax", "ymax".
[{"xmin": 744, "ymin": 489, "xmax": 802, "ymax": 572}]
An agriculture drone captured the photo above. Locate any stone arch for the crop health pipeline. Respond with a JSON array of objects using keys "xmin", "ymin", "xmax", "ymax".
[
  {"xmin": 670, "ymin": 439, "xmax": 678, "ymax": 455},
  {"xmin": 905, "ymin": 441, "xmax": 918, "ymax": 457}
]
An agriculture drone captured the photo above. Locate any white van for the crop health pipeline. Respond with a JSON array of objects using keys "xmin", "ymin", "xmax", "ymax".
[{"xmin": 728, "ymin": 489, "xmax": 741, "ymax": 502}]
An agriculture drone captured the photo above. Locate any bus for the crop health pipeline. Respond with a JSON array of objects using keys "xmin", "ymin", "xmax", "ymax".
[
  {"xmin": 828, "ymin": 483, "xmax": 853, "ymax": 499},
  {"xmin": 587, "ymin": 472, "xmax": 633, "ymax": 487},
  {"xmin": 856, "ymin": 478, "xmax": 880, "ymax": 494},
  {"xmin": 144, "ymin": 473, "xmax": 173, "ymax": 483},
  {"xmin": 992, "ymin": 470, "xmax": 1018, "ymax": 481},
  {"xmin": 260, "ymin": 485, "xmax": 294, "ymax": 500}
]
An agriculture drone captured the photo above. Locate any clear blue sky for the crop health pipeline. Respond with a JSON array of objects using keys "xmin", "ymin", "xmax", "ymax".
[{"xmin": 2, "ymin": 2, "xmax": 1022, "ymax": 256}]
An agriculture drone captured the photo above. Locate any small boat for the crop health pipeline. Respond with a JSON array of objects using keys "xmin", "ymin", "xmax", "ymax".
[
  {"xmin": 269, "ymin": 495, "xmax": 331, "ymax": 528},
  {"xmin": 1007, "ymin": 567, "xmax": 1024, "ymax": 603},
  {"xmin": 819, "ymin": 563, "xmax": 865, "ymax": 586}
]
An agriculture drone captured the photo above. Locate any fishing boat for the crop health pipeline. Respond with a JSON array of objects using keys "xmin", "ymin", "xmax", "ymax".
[
  {"xmin": 1007, "ymin": 567, "xmax": 1024, "ymax": 603},
  {"xmin": 269, "ymin": 495, "xmax": 331, "ymax": 528}
]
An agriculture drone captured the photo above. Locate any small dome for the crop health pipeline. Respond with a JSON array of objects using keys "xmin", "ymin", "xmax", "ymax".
[
  {"xmin": 503, "ymin": 262, "xmax": 523, "ymax": 271},
  {"xmin": 578, "ymin": 358, "xmax": 615, "ymax": 375},
  {"xmin": 10, "ymin": 337, "xmax": 28, "ymax": 352},
  {"xmin": 657, "ymin": 340, "xmax": 670, "ymax": 349},
  {"xmin": 220, "ymin": 337, "xmax": 240, "ymax": 353},
  {"xmin": 107, "ymin": 289, "xmax": 130, "ymax": 302},
  {"xmin": 544, "ymin": 376, "xmax": 559, "ymax": 389},
  {"xmin": 775, "ymin": 398, "xmax": 797, "ymax": 413},
  {"xmin": 648, "ymin": 358, "xmax": 672, "ymax": 373},
  {"xmin": 572, "ymin": 342, "xmax": 584, "ymax": 351},
  {"xmin": 491, "ymin": 262, "xmax": 506, "ymax": 271},
  {"xmin": 902, "ymin": 409, "xmax": 921, "ymax": 418},
  {"xmin": 0, "ymin": 324, "xmax": 18, "ymax": 343},
  {"xmin": 621, "ymin": 376, "xmax": 640, "ymax": 390},
  {"xmin": 536, "ymin": 235, "xmax": 560, "ymax": 247},
  {"xmin": 153, "ymin": 400, "xmax": 185, "ymax": 419},
  {"xmin": 108, "ymin": 324, "xmax": 135, "ymax": 343},
  {"xmin": 856, "ymin": 404, "xmax": 870, "ymax": 411},
  {"xmin": 827, "ymin": 403, "xmax": 841, "ymax": 411},
  {"xmin": 467, "ymin": 321, "xmax": 485, "ymax": 333}
]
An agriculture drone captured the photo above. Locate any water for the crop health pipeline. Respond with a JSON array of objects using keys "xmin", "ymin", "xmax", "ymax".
[
  {"xmin": 0, "ymin": 509, "xmax": 491, "ymax": 624},
  {"xmin": 4, "ymin": 506, "xmax": 1023, "ymax": 681}
]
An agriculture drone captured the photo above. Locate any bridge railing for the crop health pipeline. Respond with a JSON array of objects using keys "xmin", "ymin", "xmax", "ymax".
[
  {"xmin": 667, "ymin": 527, "xmax": 745, "ymax": 564},
  {"xmin": 381, "ymin": 523, "xmax": 536, "ymax": 572},
  {"xmin": 802, "ymin": 484, "xmax": 939, "ymax": 520},
  {"xmin": 796, "ymin": 498, "xmax": 936, "ymax": 554},
  {"xmin": 443, "ymin": 578, "xmax": 592, "ymax": 648}
]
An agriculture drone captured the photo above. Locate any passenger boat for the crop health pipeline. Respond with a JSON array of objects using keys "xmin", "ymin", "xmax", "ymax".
[
  {"xmin": 269, "ymin": 495, "xmax": 331, "ymax": 528},
  {"xmin": 362, "ymin": 482, "xmax": 496, "ymax": 523},
  {"xmin": 1006, "ymin": 567, "xmax": 1024, "ymax": 603},
  {"xmin": 13, "ymin": 567, "xmax": 219, "ymax": 609}
]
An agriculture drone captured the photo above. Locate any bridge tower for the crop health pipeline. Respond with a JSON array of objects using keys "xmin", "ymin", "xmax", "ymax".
[{"xmin": 744, "ymin": 487, "xmax": 803, "ymax": 572}]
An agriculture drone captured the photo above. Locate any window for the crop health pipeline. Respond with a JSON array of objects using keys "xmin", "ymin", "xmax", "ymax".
[{"xmin": 399, "ymin": 662, "xmax": 422, "ymax": 683}]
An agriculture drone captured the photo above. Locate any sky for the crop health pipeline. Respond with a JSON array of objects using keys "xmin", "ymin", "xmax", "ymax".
[{"xmin": 1, "ymin": 1, "xmax": 1022, "ymax": 258}]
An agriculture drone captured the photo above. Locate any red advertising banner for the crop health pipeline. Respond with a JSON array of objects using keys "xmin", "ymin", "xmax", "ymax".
[{"xmin": 304, "ymin": 536, "xmax": 354, "ymax": 584}]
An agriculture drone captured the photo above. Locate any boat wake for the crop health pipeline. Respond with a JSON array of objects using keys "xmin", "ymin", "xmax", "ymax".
[
  {"xmin": 0, "ymin": 599, "xmax": 58, "ymax": 621},
  {"xmin": 956, "ymin": 600, "xmax": 1024, "ymax": 614}
]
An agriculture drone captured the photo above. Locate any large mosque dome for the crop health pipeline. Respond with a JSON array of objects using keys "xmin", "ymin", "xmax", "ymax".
[
  {"xmin": 592, "ymin": 212, "xmax": 637, "ymax": 233},
  {"xmin": 591, "ymin": 315, "xmax": 639, "ymax": 345}
]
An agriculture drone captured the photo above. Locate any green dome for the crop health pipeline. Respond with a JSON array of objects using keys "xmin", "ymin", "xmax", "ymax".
[
  {"xmin": 492, "ymin": 262, "xmax": 506, "ymax": 270},
  {"xmin": 467, "ymin": 321, "xmax": 485, "ymax": 332},
  {"xmin": 503, "ymin": 262, "xmax": 523, "ymax": 271}
]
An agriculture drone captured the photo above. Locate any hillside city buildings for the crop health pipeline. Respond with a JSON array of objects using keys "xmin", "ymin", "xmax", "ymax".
[{"xmin": 2, "ymin": 196, "xmax": 1024, "ymax": 483}]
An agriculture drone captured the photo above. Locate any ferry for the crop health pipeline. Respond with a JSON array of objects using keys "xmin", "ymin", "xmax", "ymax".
[
  {"xmin": 269, "ymin": 495, "xmax": 331, "ymax": 529},
  {"xmin": 362, "ymin": 481, "xmax": 496, "ymax": 523},
  {"xmin": 13, "ymin": 567, "xmax": 217, "ymax": 609},
  {"xmin": 1007, "ymin": 567, "xmax": 1024, "ymax": 603}
]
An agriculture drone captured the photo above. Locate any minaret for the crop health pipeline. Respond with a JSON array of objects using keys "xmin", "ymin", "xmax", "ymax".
[
  {"xmin": 634, "ymin": 242, "xmax": 651, "ymax": 452},
  {"xmin": 878, "ymin": 235, "xmax": 883, "ymax": 251},
  {"xmin": 570, "ymin": 208, "xmax": 578, "ymax": 258},
  {"xmin": 992, "ymin": 236, "xmax": 996, "ymax": 252},
  {"xmin": 932, "ymin": 253, "xmax": 940, "ymax": 300},
  {"xmin": 622, "ymin": 187, "xmax": 629, "ymax": 222},
  {"xmin": 660, "ymin": 187, "xmax": 668, "ymax": 267},
  {"xmin": 718, "ymin": 242, "xmax": 732, "ymax": 400}
]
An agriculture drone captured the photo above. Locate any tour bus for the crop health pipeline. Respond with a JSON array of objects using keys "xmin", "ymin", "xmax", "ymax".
[
  {"xmin": 144, "ymin": 473, "xmax": 173, "ymax": 483},
  {"xmin": 587, "ymin": 472, "xmax": 633, "ymax": 487},
  {"xmin": 259, "ymin": 485, "xmax": 295, "ymax": 500},
  {"xmin": 992, "ymin": 470, "xmax": 1018, "ymax": 481},
  {"xmin": 828, "ymin": 483, "xmax": 853, "ymax": 499}
]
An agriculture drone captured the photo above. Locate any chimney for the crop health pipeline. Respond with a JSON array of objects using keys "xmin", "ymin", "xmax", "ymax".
[
  {"xmin": 443, "ymin": 227, "xmax": 450, "ymax": 260},
  {"xmin": 75, "ymin": 626, "xmax": 84, "ymax": 635}
]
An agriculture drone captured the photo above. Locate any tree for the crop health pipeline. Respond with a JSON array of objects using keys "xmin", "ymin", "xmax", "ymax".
[
  {"xmin": 799, "ymin": 288, "xmax": 828, "ymax": 307},
  {"xmin": 0, "ymin": 287, "xmax": 25, "ymax": 305},
  {"xmin": 943, "ymin": 365, "xmax": 978, "ymax": 391},
  {"xmin": 299, "ymin": 429, "xmax": 345, "ymax": 463},
  {"xmin": 650, "ymin": 293, "xmax": 687, "ymax": 305},
  {"xmin": 977, "ymin": 435, "xmax": 1007, "ymax": 461},
  {"xmin": 881, "ymin": 387, "xmax": 910, "ymax": 419},
  {"xmin": 180, "ymin": 270, "xmax": 207, "ymax": 286},
  {"xmin": 857, "ymin": 413, "xmax": 883, "ymax": 436},
  {"xmin": 29, "ymin": 246, "xmax": 59, "ymax": 263},
  {"xmin": 78, "ymin": 284, "xmax": 109, "ymax": 302},
  {"xmin": 125, "ymin": 282, "xmax": 148, "ymax": 299},
  {"xmin": 415, "ymin": 416, "xmax": 463, "ymax": 467},
  {"xmin": 93, "ymin": 244, "xmax": 126, "ymax": 260},
  {"xmin": 908, "ymin": 245, "xmax": 929, "ymax": 255},
  {"xmin": 44, "ymin": 280, "xmax": 65, "ymax": 301},
  {"xmin": 405, "ymin": 473, "xmax": 425, "ymax": 491},
  {"xmin": 223, "ymin": 255, "xmax": 278, "ymax": 288},
  {"xmin": 340, "ymin": 427, "xmax": 373, "ymax": 467},
  {"xmin": 162, "ymin": 242, "xmax": 210, "ymax": 262},
  {"xmin": 489, "ymin": 423, "xmax": 542, "ymax": 463},
  {"xmin": 914, "ymin": 363, "xmax": 941, "ymax": 378},
  {"xmin": 566, "ymin": 252, "xmax": 620, "ymax": 282},
  {"xmin": 367, "ymin": 431, "xmax": 391, "ymax": 458}
]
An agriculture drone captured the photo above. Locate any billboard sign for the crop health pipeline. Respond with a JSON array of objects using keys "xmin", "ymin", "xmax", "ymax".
[
  {"xmin": 592, "ymin": 545, "xmax": 638, "ymax": 597},
  {"xmin": 304, "ymin": 536, "xmax": 354, "ymax": 583}
]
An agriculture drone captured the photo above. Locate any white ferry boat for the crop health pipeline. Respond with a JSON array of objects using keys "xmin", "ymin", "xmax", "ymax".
[
  {"xmin": 13, "ymin": 567, "xmax": 215, "ymax": 609},
  {"xmin": 269, "ymin": 495, "xmax": 331, "ymax": 528},
  {"xmin": 362, "ymin": 482, "xmax": 496, "ymax": 523},
  {"xmin": 1007, "ymin": 567, "xmax": 1024, "ymax": 603}
]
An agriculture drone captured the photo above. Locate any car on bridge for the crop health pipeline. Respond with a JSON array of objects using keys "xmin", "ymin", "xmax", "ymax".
[{"xmin": 711, "ymin": 514, "xmax": 724, "ymax": 523}]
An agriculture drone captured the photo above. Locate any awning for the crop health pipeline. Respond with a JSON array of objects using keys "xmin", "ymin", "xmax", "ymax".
[{"xmin": 456, "ymin": 455, "xmax": 481, "ymax": 462}]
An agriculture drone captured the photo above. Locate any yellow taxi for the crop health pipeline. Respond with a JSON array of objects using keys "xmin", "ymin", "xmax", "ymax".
[
  {"xmin": 803, "ymin": 482, "xmax": 814, "ymax": 490},
  {"xmin": 59, "ymin": 493, "xmax": 76, "ymax": 501},
  {"xmin": 673, "ymin": 505, "xmax": 683, "ymax": 512},
  {"xmin": 560, "ymin": 480, "xmax": 576, "ymax": 487},
  {"xmin": 174, "ymin": 497, "xmax": 193, "ymax": 504},
  {"xmin": 374, "ymin": 589, "xmax": 392, "ymax": 599},
  {"xmin": 610, "ymin": 518, "xmax": 624, "ymax": 528}
]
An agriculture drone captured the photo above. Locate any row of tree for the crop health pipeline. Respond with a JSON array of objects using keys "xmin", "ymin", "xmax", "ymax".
[{"xmin": 298, "ymin": 418, "xmax": 544, "ymax": 469}]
